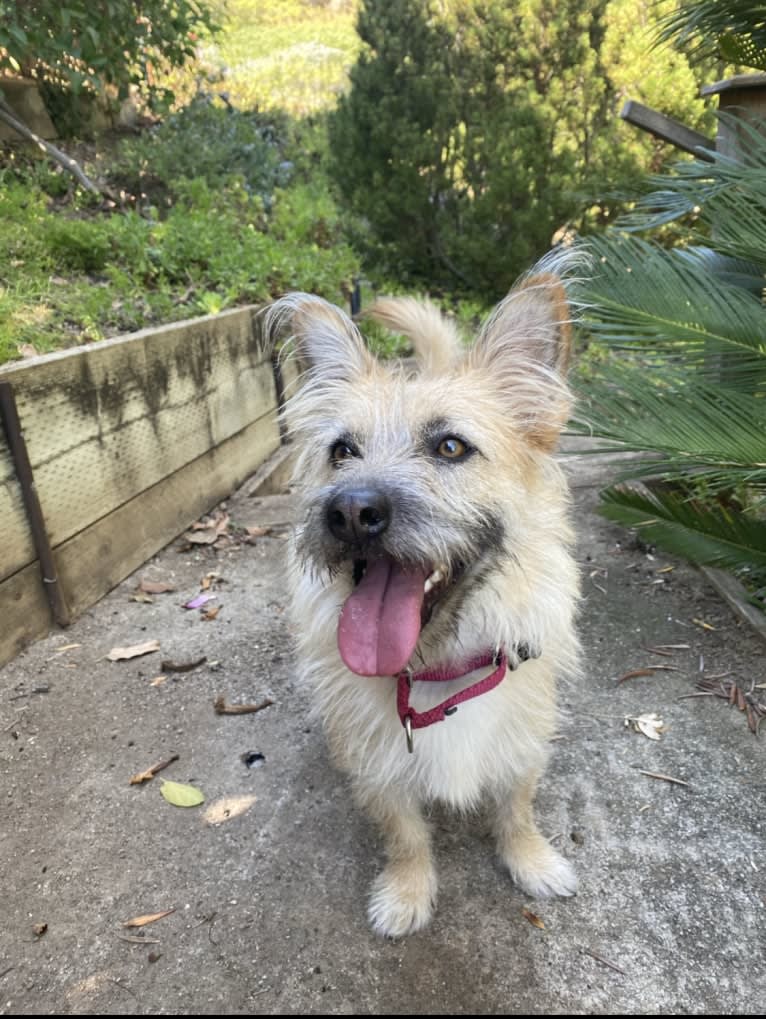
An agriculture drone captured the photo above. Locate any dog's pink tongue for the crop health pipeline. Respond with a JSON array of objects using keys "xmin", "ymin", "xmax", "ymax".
[{"xmin": 338, "ymin": 558, "xmax": 427, "ymax": 676}]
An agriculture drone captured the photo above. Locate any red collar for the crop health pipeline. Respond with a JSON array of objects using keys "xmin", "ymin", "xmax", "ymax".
[{"xmin": 396, "ymin": 648, "xmax": 508, "ymax": 753}]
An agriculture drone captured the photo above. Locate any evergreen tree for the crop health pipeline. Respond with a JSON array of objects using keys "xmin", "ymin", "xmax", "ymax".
[{"xmin": 330, "ymin": 0, "xmax": 714, "ymax": 295}]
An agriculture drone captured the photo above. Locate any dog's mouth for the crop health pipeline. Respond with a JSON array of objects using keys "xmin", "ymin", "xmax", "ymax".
[{"xmin": 337, "ymin": 556, "xmax": 461, "ymax": 677}]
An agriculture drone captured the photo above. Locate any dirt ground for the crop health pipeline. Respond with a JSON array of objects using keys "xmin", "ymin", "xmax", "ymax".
[{"xmin": 0, "ymin": 450, "xmax": 763, "ymax": 1015}]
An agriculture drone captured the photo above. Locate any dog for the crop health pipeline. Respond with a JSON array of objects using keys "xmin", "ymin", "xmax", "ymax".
[{"xmin": 266, "ymin": 267, "xmax": 580, "ymax": 937}]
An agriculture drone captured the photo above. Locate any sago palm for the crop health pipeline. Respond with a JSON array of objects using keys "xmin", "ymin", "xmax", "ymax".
[{"xmin": 570, "ymin": 114, "xmax": 766, "ymax": 594}]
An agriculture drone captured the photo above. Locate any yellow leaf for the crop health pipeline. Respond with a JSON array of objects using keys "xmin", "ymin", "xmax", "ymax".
[{"xmin": 160, "ymin": 780, "xmax": 204, "ymax": 807}]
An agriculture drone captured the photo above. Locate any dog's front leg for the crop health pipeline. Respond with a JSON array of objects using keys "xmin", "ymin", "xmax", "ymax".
[
  {"xmin": 493, "ymin": 767, "xmax": 577, "ymax": 898},
  {"xmin": 356, "ymin": 781, "xmax": 436, "ymax": 937}
]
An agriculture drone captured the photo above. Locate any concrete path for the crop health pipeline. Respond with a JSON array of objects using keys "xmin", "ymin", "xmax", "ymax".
[{"xmin": 1, "ymin": 451, "xmax": 763, "ymax": 1014}]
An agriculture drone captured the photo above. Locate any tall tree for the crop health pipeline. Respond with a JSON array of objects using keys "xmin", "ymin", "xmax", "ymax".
[{"xmin": 330, "ymin": 0, "xmax": 714, "ymax": 295}]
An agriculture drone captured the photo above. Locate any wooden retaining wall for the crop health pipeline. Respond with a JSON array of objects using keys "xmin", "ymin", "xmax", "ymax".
[{"xmin": 0, "ymin": 306, "xmax": 297, "ymax": 668}]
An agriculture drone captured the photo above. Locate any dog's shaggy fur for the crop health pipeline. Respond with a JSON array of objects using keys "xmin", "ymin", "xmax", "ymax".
[{"xmin": 266, "ymin": 271, "xmax": 580, "ymax": 937}]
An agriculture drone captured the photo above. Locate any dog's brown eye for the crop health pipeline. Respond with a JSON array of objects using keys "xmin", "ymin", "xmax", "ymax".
[
  {"xmin": 331, "ymin": 441, "xmax": 357, "ymax": 466},
  {"xmin": 436, "ymin": 436, "xmax": 468, "ymax": 460}
]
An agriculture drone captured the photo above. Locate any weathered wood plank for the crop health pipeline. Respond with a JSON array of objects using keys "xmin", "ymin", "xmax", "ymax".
[
  {"xmin": 0, "ymin": 563, "xmax": 52, "ymax": 667},
  {"xmin": 0, "ymin": 406, "xmax": 281, "ymax": 667},
  {"xmin": 0, "ymin": 307, "xmax": 276, "ymax": 583},
  {"xmin": 620, "ymin": 100, "xmax": 714, "ymax": 159}
]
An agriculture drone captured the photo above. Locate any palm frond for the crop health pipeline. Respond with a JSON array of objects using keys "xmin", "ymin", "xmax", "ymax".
[
  {"xmin": 618, "ymin": 117, "xmax": 766, "ymax": 265},
  {"xmin": 577, "ymin": 234, "xmax": 766, "ymax": 390},
  {"xmin": 599, "ymin": 484, "xmax": 766, "ymax": 580},
  {"xmin": 656, "ymin": 1, "xmax": 766, "ymax": 69},
  {"xmin": 572, "ymin": 366, "xmax": 766, "ymax": 489}
]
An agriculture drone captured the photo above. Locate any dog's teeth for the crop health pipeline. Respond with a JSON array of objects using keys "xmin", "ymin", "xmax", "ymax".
[{"xmin": 424, "ymin": 568, "xmax": 445, "ymax": 594}]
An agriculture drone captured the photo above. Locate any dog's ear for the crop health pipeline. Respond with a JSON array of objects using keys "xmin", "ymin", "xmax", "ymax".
[
  {"xmin": 368, "ymin": 296, "xmax": 462, "ymax": 374},
  {"xmin": 468, "ymin": 273, "xmax": 573, "ymax": 450},
  {"xmin": 265, "ymin": 293, "xmax": 374, "ymax": 384}
]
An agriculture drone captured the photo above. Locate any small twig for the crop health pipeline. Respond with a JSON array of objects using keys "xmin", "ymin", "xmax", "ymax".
[
  {"xmin": 0, "ymin": 966, "xmax": 13, "ymax": 981},
  {"xmin": 214, "ymin": 696, "xmax": 274, "ymax": 716},
  {"xmin": 106, "ymin": 977, "xmax": 138, "ymax": 1000},
  {"xmin": 129, "ymin": 754, "xmax": 179, "ymax": 785},
  {"xmin": 636, "ymin": 769, "xmax": 691, "ymax": 788},
  {"xmin": 581, "ymin": 948, "xmax": 626, "ymax": 975},
  {"xmin": 116, "ymin": 933, "xmax": 161, "ymax": 945}
]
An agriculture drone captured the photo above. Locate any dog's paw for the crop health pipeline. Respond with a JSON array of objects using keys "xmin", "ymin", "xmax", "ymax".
[
  {"xmin": 503, "ymin": 836, "xmax": 577, "ymax": 898},
  {"xmin": 367, "ymin": 863, "xmax": 437, "ymax": 938}
]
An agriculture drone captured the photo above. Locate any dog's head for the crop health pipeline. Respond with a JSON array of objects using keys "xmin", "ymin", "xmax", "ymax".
[{"xmin": 266, "ymin": 273, "xmax": 575, "ymax": 677}]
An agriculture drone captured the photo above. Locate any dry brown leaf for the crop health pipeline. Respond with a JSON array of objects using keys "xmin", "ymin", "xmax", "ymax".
[
  {"xmin": 200, "ymin": 572, "xmax": 221, "ymax": 591},
  {"xmin": 139, "ymin": 579, "xmax": 177, "ymax": 594},
  {"xmin": 522, "ymin": 908, "xmax": 545, "ymax": 930},
  {"xmin": 161, "ymin": 655, "xmax": 207, "ymax": 673},
  {"xmin": 32, "ymin": 922, "xmax": 48, "ymax": 938},
  {"xmin": 202, "ymin": 605, "xmax": 221, "ymax": 621},
  {"xmin": 107, "ymin": 640, "xmax": 160, "ymax": 662},
  {"xmin": 214, "ymin": 695, "xmax": 274, "ymax": 715},
  {"xmin": 123, "ymin": 908, "xmax": 175, "ymax": 928},
  {"xmin": 203, "ymin": 794, "xmax": 257, "ymax": 826},
  {"xmin": 130, "ymin": 591, "xmax": 154, "ymax": 604}
]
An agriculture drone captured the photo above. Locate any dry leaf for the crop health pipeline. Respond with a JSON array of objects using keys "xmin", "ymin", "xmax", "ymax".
[
  {"xmin": 107, "ymin": 640, "xmax": 160, "ymax": 662},
  {"xmin": 32, "ymin": 922, "xmax": 48, "ymax": 938},
  {"xmin": 203, "ymin": 794, "xmax": 257, "ymax": 826},
  {"xmin": 624, "ymin": 713, "xmax": 666, "ymax": 740},
  {"xmin": 522, "ymin": 908, "xmax": 545, "ymax": 930},
  {"xmin": 123, "ymin": 908, "xmax": 175, "ymax": 928},
  {"xmin": 130, "ymin": 591, "xmax": 154, "ymax": 604},
  {"xmin": 149, "ymin": 675, "xmax": 167, "ymax": 687},
  {"xmin": 202, "ymin": 605, "xmax": 221, "ymax": 621},
  {"xmin": 200, "ymin": 572, "xmax": 220, "ymax": 591},
  {"xmin": 161, "ymin": 656, "xmax": 207, "ymax": 673},
  {"xmin": 214, "ymin": 695, "xmax": 274, "ymax": 715},
  {"xmin": 139, "ymin": 579, "xmax": 176, "ymax": 594}
]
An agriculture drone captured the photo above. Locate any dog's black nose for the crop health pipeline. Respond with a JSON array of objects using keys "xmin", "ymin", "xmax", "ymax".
[{"xmin": 326, "ymin": 488, "xmax": 391, "ymax": 544}]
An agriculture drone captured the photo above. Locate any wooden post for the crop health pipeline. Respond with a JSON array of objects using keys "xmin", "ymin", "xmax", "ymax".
[{"xmin": 700, "ymin": 72, "xmax": 766, "ymax": 158}]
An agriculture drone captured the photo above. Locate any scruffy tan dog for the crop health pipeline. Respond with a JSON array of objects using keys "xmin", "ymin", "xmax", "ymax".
[{"xmin": 266, "ymin": 270, "xmax": 580, "ymax": 937}]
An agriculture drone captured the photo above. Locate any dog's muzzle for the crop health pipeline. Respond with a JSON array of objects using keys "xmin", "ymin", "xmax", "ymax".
[{"xmin": 326, "ymin": 487, "xmax": 391, "ymax": 544}]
